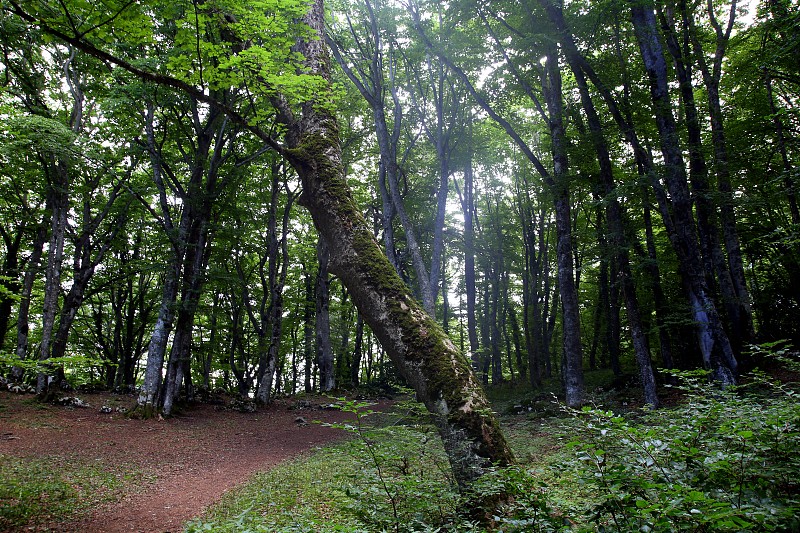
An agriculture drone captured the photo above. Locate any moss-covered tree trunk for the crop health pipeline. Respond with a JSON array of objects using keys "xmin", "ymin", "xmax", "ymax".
[{"xmin": 283, "ymin": 0, "xmax": 514, "ymax": 488}]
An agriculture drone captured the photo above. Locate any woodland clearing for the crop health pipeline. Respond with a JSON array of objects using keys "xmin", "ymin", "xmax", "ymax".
[{"xmin": 0, "ymin": 391, "xmax": 378, "ymax": 532}]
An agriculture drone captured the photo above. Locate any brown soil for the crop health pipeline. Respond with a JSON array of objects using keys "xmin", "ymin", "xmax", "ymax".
[{"xmin": 0, "ymin": 391, "xmax": 380, "ymax": 532}]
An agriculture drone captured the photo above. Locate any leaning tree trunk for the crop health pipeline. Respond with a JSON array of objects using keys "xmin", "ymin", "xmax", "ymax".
[
  {"xmin": 284, "ymin": 0, "xmax": 514, "ymax": 488},
  {"xmin": 17, "ymin": 0, "xmax": 516, "ymax": 495}
]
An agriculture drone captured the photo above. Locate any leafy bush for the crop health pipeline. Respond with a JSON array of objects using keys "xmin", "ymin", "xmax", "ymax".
[
  {"xmin": 325, "ymin": 398, "xmax": 563, "ymax": 533},
  {"xmin": 557, "ymin": 369, "xmax": 800, "ymax": 531},
  {"xmin": 326, "ymin": 398, "xmax": 459, "ymax": 532}
]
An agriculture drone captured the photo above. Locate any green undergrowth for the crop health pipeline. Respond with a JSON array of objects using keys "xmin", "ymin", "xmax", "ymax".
[
  {"xmin": 186, "ymin": 443, "xmax": 364, "ymax": 533},
  {"xmin": 0, "ymin": 454, "xmax": 131, "ymax": 529},
  {"xmin": 187, "ymin": 358, "xmax": 800, "ymax": 532}
]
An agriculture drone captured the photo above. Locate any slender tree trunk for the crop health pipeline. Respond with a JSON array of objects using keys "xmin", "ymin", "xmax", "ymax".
[
  {"xmin": 255, "ymin": 171, "xmax": 295, "ymax": 404},
  {"xmin": 162, "ymin": 213, "xmax": 212, "ymax": 415},
  {"xmin": 316, "ymin": 237, "xmax": 334, "ymax": 392},
  {"xmin": 37, "ymin": 162, "xmax": 69, "ymax": 396},
  {"xmin": 463, "ymin": 150, "xmax": 481, "ymax": 374},
  {"xmin": 303, "ymin": 263, "xmax": 315, "ymax": 393},
  {"xmin": 544, "ymin": 42, "xmax": 584, "ymax": 406},
  {"xmin": 685, "ymin": 0, "xmax": 754, "ymax": 346},
  {"xmin": 595, "ymin": 224, "xmax": 610, "ymax": 370},
  {"xmin": 641, "ymin": 186, "xmax": 674, "ymax": 369},
  {"xmin": 607, "ymin": 258, "xmax": 622, "ymax": 377},
  {"xmin": 351, "ymin": 313, "xmax": 364, "ymax": 387},
  {"xmin": 490, "ymin": 268, "xmax": 503, "ymax": 385},
  {"xmin": 336, "ymin": 289, "xmax": 352, "ymax": 385},
  {"xmin": 137, "ymin": 266, "xmax": 179, "ymax": 414},
  {"xmin": 479, "ymin": 284, "xmax": 491, "ymax": 385},
  {"xmin": 441, "ymin": 254, "xmax": 450, "ymax": 334},
  {"xmin": 11, "ymin": 224, "xmax": 47, "ymax": 382},
  {"xmin": 660, "ymin": 5, "xmax": 743, "ymax": 350},
  {"xmin": 0, "ymin": 229, "xmax": 22, "ymax": 350}
]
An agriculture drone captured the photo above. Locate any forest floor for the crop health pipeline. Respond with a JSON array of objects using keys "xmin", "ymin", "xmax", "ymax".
[{"xmin": 0, "ymin": 390, "xmax": 382, "ymax": 532}]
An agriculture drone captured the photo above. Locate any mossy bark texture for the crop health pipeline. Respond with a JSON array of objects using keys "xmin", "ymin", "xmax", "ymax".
[{"xmin": 284, "ymin": 0, "xmax": 514, "ymax": 488}]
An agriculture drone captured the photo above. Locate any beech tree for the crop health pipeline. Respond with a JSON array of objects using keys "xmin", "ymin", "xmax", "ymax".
[{"xmin": 5, "ymin": 0, "xmax": 514, "ymax": 488}]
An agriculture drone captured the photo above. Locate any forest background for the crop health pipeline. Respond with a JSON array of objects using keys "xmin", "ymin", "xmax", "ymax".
[{"xmin": 0, "ymin": 0, "xmax": 799, "ymax": 528}]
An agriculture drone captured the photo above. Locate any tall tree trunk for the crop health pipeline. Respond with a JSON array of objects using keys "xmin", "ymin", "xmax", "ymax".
[
  {"xmin": 641, "ymin": 186, "xmax": 674, "ymax": 369},
  {"xmin": 336, "ymin": 289, "xmax": 352, "ymax": 385},
  {"xmin": 303, "ymin": 263, "xmax": 315, "ymax": 393},
  {"xmin": 37, "ymin": 161, "xmax": 69, "ymax": 396},
  {"xmin": 11, "ymin": 223, "xmax": 47, "ymax": 382},
  {"xmin": 659, "ymin": 4, "xmax": 742, "ymax": 350},
  {"xmin": 607, "ymin": 257, "xmax": 622, "ymax": 377},
  {"xmin": 463, "ymin": 148, "xmax": 481, "ymax": 374},
  {"xmin": 162, "ymin": 210, "xmax": 212, "ymax": 415},
  {"xmin": 351, "ymin": 313, "xmax": 364, "ymax": 387},
  {"xmin": 137, "ymin": 266, "xmax": 179, "ymax": 414},
  {"xmin": 316, "ymin": 237, "xmax": 334, "ymax": 392},
  {"xmin": 0, "ymin": 228, "xmax": 22, "ymax": 350},
  {"xmin": 630, "ymin": 1, "xmax": 737, "ymax": 383},
  {"xmin": 255, "ymin": 170, "xmax": 295, "ymax": 404},
  {"xmin": 542, "ymin": 0, "xmax": 731, "ymax": 379},
  {"xmin": 544, "ymin": 42, "xmax": 584, "ymax": 406},
  {"xmin": 686, "ymin": 0, "xmax": 754, "ymax": 347}
]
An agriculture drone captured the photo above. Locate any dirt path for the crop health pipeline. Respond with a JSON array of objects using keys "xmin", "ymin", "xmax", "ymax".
[{"xmin": 0, "ymin": 391, "xmax": 373, "ymax": 532}]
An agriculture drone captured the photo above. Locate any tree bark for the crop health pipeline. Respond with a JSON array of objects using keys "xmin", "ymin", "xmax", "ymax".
[
  {"xmin": 543, "ymin": 41, "xmax": 584, "ymax": 406},
  {"xmin": 137, "ymin": 266, "xmax": 178, "ymax": 414}
]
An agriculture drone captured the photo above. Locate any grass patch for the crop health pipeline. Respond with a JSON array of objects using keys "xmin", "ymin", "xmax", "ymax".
[
  {"xmin": 187, "ymin": 401, "xmax": 461, "ymax": 533},
  {"xmin": 0, "ymin": 454, "xmax": 130, "ymax": 530},
  {"xmin": 186, "ymin": 443, "xmax": 364, "ymax": 532},
  {"xmin": 188, "ymin": 364, "xmax": 800, "ymax": 532}
]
